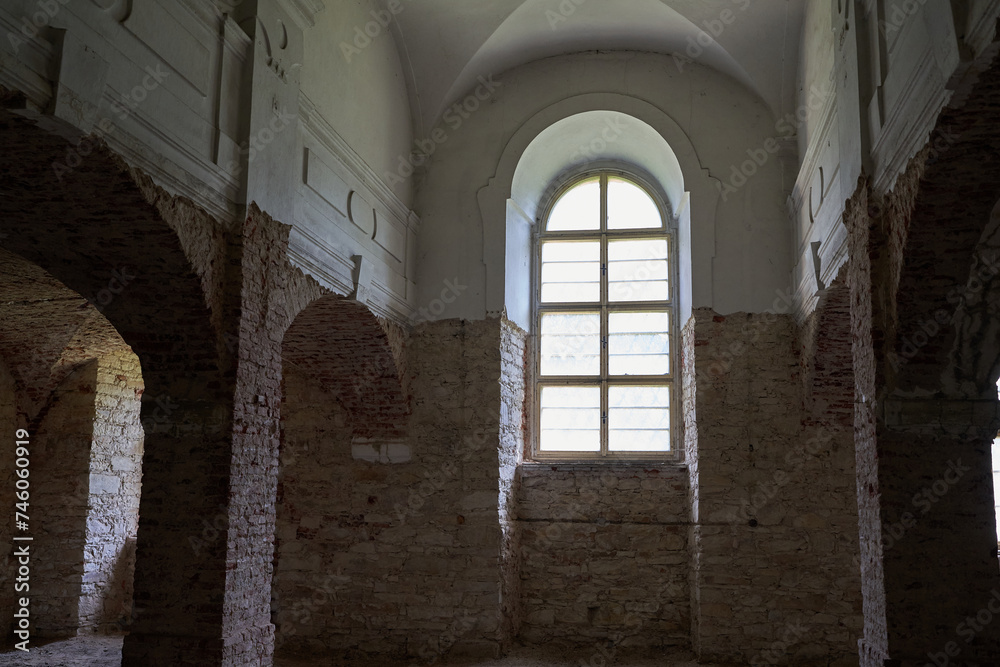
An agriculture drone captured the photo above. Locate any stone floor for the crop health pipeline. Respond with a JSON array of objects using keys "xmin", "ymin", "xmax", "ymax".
[{"xmin": 0, "ymin": 636, "xmax": 730, "ymax": 666}]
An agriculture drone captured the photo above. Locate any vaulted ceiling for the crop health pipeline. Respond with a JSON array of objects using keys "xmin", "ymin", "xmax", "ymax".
[{"xmin": 387, "ymin": 0, "xmax": 805, "ymax": 133}]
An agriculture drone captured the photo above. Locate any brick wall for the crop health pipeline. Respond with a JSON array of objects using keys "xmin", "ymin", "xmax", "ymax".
[
  {"xmin": 516, "ymin": 465, "xmax": 690, "ymax": 651},
  {"xmin": 274, "ymin": 318, "xmax": 515, "ymax": 662},
  {"xmin": 847, "ymin": 44, "xmax": 1000, "ymax": 657},
  {"xmin": 31, "ymin": 360, "xmax": 99, "ymax": 636},
  {"xmin": 80, "ymin": 350, "xmax": 143, "ymax": 633},
  {"xmin": 16, "ymin": 350, "xmax": 144, "ymax": 638},
  {"xmin": 498, "ymin": 319, "xmax": 526, "ymax": 649},
  {"xmin": 686, "ymin": 309, "xmax": 862, "ymax": 665}
]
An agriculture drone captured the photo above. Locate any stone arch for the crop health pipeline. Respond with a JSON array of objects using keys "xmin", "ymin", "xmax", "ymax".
[
  {"xmin": 282, "ymin": 294, "xmax": 409, "ymax": 442},
  {"xmin": 0, "ymin": 105, "xmax": 250, "ymax": 663},
  {"xmin": 849, "ymin": 43, "xmax": 1000, "ymax": 665},
  {"xmin": 272, "ymin": 288, "xmax": 410, "ymax": 657},
  {"xmin": 0, "ymin": 249, "xmax": 144, "ymax": 638}
]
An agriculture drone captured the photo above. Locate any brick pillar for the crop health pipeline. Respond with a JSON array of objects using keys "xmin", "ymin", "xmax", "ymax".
[
  {"xmin": 121, "ymin": 385, "xmax": 235, "ymax": 665},
  {"xmin": 862, "ymin": 399, "xmax": 1000, "ymax": 664},
  {"xmin": 122, "ymin": 215, "xmax": 284, "ymax": 665}
]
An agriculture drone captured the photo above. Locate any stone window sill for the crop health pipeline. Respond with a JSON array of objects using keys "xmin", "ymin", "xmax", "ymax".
[{"xmin": 518, "ymin": 460, "xmax": 687, "ymax": 473}]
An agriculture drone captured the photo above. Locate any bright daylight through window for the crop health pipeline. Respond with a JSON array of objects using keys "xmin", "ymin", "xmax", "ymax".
[{"xmin": 535, "ymin": 173, "xmax": 675, "ymax": 459}]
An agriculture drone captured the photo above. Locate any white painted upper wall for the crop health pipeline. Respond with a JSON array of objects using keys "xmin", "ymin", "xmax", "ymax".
[
  {"xmin": 389, "ymin": 0, "xmax": 804, "ymax": 135},
  {"xmin": 7, "ymin": 0, "xmax": 1000, "ymax": 327},
  {"xmin": 302, "ymin": 0, "xmax": 414, "ymax": 207},
  {"xmin": 413, "ymin": 51, "xmax": 793, "ymax": 322},
  {"xmin": 786, "ymin": 0, "xmax": 1000, "ymax": 322}
]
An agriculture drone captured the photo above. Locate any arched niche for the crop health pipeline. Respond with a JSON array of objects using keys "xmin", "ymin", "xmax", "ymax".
[{"xmin": 477, "ymin": 93, "xmax": 719, "ymax": 331}]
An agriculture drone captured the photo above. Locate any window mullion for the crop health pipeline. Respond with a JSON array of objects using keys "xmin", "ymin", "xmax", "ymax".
[{"xmin": 600, "ymin": 174, "xmax": 609, "ymax": 457}]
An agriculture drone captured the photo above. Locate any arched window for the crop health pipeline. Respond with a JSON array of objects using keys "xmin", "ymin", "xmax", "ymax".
[{"xmin": 534, "ymin": 171, "xmax": 677, "ymax": 460}]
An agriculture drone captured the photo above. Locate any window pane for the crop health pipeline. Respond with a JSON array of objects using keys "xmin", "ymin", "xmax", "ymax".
[
  {"xmin": 539, "ymin": 313, "xmax": 600, "ymax": 376},
  {"xmin": 608, "ymin": 385, "xmax": 670, "ymax": 452},
  {"xmin": 547, "ymin": 178, "xmax": 600, "ymax": 231},
  {"xmin": 608, "ymin": 239, "xmax": 669, "ymax": 302},
  {"xmin": 609, "ymin": 312, "xmax": 670, "ymax": 376},
  {"xmin": 540, "ymin": 241, "xmax": 600, "ymax": 303},
  {"xmin": 539, "ymin": 386, "xmax": 601, "ymax": 451},
  {"xmin": 607, "ymin": 177, "xmax": 661, "ymax": 230}
]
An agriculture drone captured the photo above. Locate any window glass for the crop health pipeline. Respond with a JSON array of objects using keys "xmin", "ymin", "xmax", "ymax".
[
  {"xmin": 608, "ymin": 239, "xmax": 669, "ymax": 302},
  {"xmin": 608, "ymin": 312, "xmax": 670, "ymax": 376},
  {"xmin": 540, "ymin": 241, "xmax": 601, "ymax": 303},
  {"xmin": 539, "ymin": 312, "xmax": 601, "ymax": 376},
  {"xmin": 608, "ymin": 386, "xmax": 670, "ymax": 452},
  {"xmin": 535, "ymin": 173, "xmax": 674, "ymax": 458},
  {"xmin": 539, "ymin": 386, "xmax": 601, "ymax": 451},
  {"xmin": 607, "ymin": 177, "xmax": 661, "ymax": 230},
  {"xmin": 547, "ymin": 177, "xmax": 601, "ymax": 231}
]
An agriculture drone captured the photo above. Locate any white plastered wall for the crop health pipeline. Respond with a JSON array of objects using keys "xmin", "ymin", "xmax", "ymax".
[{"xmin": 414, "ymin": 51, "xmax": 793, "ymax": 323}]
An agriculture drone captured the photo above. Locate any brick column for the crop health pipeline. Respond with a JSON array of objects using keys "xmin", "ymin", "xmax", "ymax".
[
  {"xmin": 859, "ymin": 399, "xmax": 1000, "ymax": 664},
  {"xmin": 122, "ymin": 215, "xmax": 285, "ymax": 665}
]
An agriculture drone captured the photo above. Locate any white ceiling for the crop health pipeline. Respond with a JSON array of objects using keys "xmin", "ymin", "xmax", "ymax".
[{"xmin": 388, "ymin": 0, "xmax": 806, "ymax": 134}]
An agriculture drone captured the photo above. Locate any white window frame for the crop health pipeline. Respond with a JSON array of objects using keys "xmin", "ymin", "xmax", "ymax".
[{"xmin": 531, "ymin": 169, "xmax": 681, "ymax": 462}]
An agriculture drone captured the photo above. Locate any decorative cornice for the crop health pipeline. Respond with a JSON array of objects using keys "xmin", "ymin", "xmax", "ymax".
[
  {"xmin": 299, "ymin": 91, "xmax": 419, "ymax": 235},
  {"xmin": 97, "ymin": 91, "xmax": 240, "ymax": 223},
  {"xmin": 967, "ymin": 0, "xmax": 1000, "ymax": 58},
  {"xmin": 872, "ymin": 48, "xmax": 951, "ymax": 194},
  {"xmin": 789, "ymin": 81, "xmax": 839, "ymax": 239},
  {"xmin": 288, "ymin": 224, "xmax": 414, "ymax": 325},
  {"xmin": 276, "ymin": 0, "xmax": 326, "ymax": 30}
]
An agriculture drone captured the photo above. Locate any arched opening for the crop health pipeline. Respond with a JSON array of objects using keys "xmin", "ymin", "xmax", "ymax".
[
  {"xmin": 273, "ymin": 294, "xmax": 413, "ymax": 661},
  {"xmin": 0, "ymin": 249, "xmax": 143, "ymax": 640},
  {"xmin": 0, "ymin": 108, "xmax": 243, "ymax": 664},
  {"xmin": 476, "ymin": 98, "xmax": 719, "ymax": 334},
  {"xmin": 848, "ymin": 54, "xmax": 1000, "ymax": 660},
  {"xmin": 503, "ymin": 109, "xmax": 689, "ymax": 332}
]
